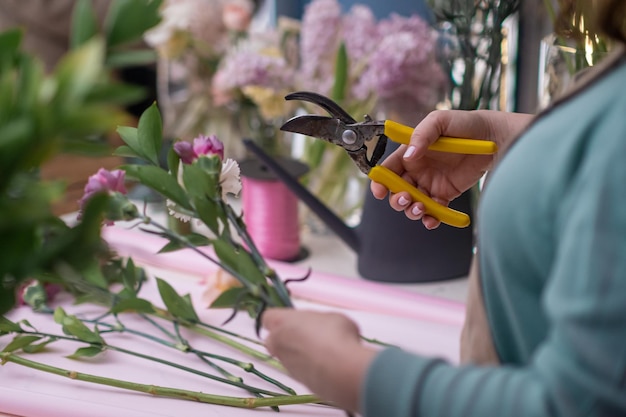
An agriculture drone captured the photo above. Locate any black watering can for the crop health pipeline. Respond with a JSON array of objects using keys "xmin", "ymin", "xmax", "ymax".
[{"xmin": 243, "ymin": 139, "xmax": 474, "ymax": 283}]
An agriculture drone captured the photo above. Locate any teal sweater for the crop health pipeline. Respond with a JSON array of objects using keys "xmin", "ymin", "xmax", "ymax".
[{"xmin": 362, "ymin": 55, "xmax": 626, "ymax": 416}]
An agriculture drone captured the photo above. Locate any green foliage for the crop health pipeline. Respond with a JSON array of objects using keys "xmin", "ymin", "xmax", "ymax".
[
  {"xmin": 71, "ymin": 0, "xmax": 162, "ymax": 68},
  {"xmin": 54, "ymin": 307, "xmax": 104, "ymax": 344},
  {"xmin": 156, "ymin": 278, "xmax": 199, "ymax": 323},
  {"xmin": 0, "ymin": 0, "xmax": 162, "ymax": 315}
]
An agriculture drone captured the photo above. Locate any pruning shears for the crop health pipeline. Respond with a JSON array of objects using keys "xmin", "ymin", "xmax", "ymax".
[{"xmin": 279, "ymin": 91, "xmax": 498, "ymax": 228}]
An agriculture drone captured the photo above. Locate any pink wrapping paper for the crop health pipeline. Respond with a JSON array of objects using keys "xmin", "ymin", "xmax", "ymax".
[
  {"xmin": 101, "ymin": 228, "xmax": 465, "ymax": 326},
  {"xmin": 1, "ymin": 227, "xmax": 464, "ymax": 417}
]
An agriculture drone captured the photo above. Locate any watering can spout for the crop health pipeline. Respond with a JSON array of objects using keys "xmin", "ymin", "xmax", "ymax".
[{"xmin": 243, "ymin": 139, "xmax": 359, "ymax": 252}]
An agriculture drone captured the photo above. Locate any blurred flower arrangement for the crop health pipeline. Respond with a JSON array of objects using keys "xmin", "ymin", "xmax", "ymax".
[{"xmin": 145, "ymin": 0, "xmax": 447, "ymax": 220}]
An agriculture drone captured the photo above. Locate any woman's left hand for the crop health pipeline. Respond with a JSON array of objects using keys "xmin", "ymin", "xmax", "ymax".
[{"xmin": 262, "ymin": 308, "xmax": 378, "ymax": 412}]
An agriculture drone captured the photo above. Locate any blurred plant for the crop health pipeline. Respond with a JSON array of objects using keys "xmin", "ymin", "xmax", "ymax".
[
  {"xmin": 428, "ymin": 0, "xmax": 519, "ymax": 111},
  {"xmin": 0, "ymin": 34, "xmax": 145, "ymax": 316},
  {"xmin": 71, "ymin": 0, "xmax": 163, "ymax": 68}
]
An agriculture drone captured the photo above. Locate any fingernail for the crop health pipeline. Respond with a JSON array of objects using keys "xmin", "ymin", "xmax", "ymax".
[
  {"xmin": 411, "ymin": 206, "xmax": 423, "ymax": 216},
  {"xmin": 398, "ymin": 196, "xmax": 410, "ymax": 206},
  {"xmin": 403, "ymin": 146, "xmax": 416, "ymax": 159}
]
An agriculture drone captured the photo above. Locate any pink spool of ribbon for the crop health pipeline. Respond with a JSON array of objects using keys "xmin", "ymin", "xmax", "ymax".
[{"xmin": 240, "ymin": 158, "xmax": 308, "ymax": 262}]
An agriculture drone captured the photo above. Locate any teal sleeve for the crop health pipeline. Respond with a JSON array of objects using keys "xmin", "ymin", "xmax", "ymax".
[{"xmin": 362, "ymin": 348, "xmax": 551, "ymax": 417}]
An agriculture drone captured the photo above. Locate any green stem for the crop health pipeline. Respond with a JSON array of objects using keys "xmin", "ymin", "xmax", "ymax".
[
  {"xmin": 150, "ymin": 308, "xmax": 285, "ymax": 371},
  {"xmin": 0, "ymin": 353, "xmax": 319, "ymax": 409},
  {"xmin": 190, "ymin": 323, "xmax": 284, "ymax": 371},
  {"xmin": 88, "ymin": 318, "xmax": 292, "ymax": 393},
  {"xmin": 145, "ymin": 218, "xmax": 273, "ymax": 306},
  {"xmin": 19, "ymin": 329, "xmax": 283, "ymax": 397},
  {"xmin": 222, "ymin": 203, "xmax": 293, "ymax": 308},
  {"xmin": 195, "ymin": 321, "xmax": 264, "ymax": 346}
]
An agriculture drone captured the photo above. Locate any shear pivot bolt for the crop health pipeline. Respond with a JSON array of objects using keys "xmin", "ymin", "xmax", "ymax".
[{"xmin": 342, "ymin": 130, "xmax": 357, "ymax": 145}]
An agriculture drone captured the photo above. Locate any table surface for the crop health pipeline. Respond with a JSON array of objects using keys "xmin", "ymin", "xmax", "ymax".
[{"xmin": 1, "ymin": 205, "xmax": 469, "ymax": 417}]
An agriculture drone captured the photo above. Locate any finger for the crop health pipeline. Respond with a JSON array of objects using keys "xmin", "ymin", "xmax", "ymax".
[
  {"xmin": 370, "ymin": 180, "xmax": 388, "ymax": 200},
  {"xmin": 389, "ymin": 192, "xmax": 412, "ymax": 212},
  {"xmin": 379, "ymin": 144, "xmax": 408, "ymax": 173},
  {"xmin": 422, "ymin": 215, "xmax": 441, "ymax": 230},
  {"xmin": 404, "ymin": 202, "xmax": 425, "ymax": 221},
  {"xmin": 261, "ymin": 308, "xmax": 287, "ymax": 331},
  {"xmin": 404, "ymin": 110, "xmax": 451, "ymax": 161}
]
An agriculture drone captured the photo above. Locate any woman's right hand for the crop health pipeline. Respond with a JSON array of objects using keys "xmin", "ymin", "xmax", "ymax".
[{"xmin": 371, "ymin": 109, "xmax": 533, "ymax": 229}]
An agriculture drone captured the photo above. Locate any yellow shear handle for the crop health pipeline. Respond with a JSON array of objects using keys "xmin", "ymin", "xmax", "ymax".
[
  {"xmin": 368, "ymin": 165, "xmax": 471, "ymax": 228},
  {"xmin": 384, "ymin": 120, "xmax": 498, "ymax": 155}
]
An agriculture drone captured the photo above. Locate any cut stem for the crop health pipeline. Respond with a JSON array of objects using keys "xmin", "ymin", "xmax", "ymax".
[{"xmin": 0, "ymin": 353, "xmax": 319, "ymax": 409}]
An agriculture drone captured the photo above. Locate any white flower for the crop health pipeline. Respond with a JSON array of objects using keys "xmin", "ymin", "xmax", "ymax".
[
  {"xmin": 166, "ymin": 199, "xmax": 192, "ymax": 223},
  {"xmin": 220, "ymin": 158, "xmax": 242, "ymax": 198}
]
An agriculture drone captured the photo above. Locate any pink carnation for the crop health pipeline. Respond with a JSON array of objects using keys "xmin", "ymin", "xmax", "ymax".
[
  {"xmin": 174, "ymin": 134, "xmax": 225, "ymax": 164},
  {"xmin": 79, "ymin": 169, "xmax": 127, "ymax": 207},
  {"xmin": 77, "ymin": 168, "xmax": 127, "ymax": 224}
]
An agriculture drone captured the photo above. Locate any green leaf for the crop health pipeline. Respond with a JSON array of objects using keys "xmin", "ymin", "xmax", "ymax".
[
  {"xmin": 54, "ymin": 37, "xmax": 106, "ymax": 103},
  {"xmin": 0, "ymin": 317, "xmax": 22, "ymax": 333},
  {"xmin": 15, "ymin": 54, "xmax": 44, "ymax": 114},
  {"xmin": 68, "ymin": 346, "xmax": 104, "ymax": 359},
  {"xmin": 191, "ymin": 196, "xmax": 220, "ymax": 234},
  {"xmin": 87, "ymin": 83, "xmax": 146, "ymax": 106},
  {"xmin": 22, "ymin": 338, "xmax": 58, "ymax": 353},
  {"xmin": 136, "ymin": 102, "xmax": 163, "ymax": 166},
  {"xmin": 104, "ymin": 0, "xmax": 162, "ymax": 48},
  {"xmin": 110, "ymin": 297, "xmax": 155, "ymax": 314},
  {"xmin": 83, "ymin": 261, "xmax": 109, "ymax": 289},
  {"xmin": 159, "ymin": 233, "xmax": 211, "ymax": 253},
  {"xmin": 2, "ymin": 335, "xmax": 42, "ymax": 353},
  {"xmin": 156, "ymin": 278, "xmax": 199, "ymax": 323},
  {"xmin": 181, "ymin": 161, "xmax": 217, "ymax": 199},
  {"xmin": 106, "ymin": 49, "xmax": 157, "ymax": 68},
  {"xmin": 166, "ymin": 146, "xmax": 180, "ymax": 178},
  {"xmin": 210, "ymin": 286, "xmax": 251, "ymax": 309},
  {"xmin": 112, "ymin": 145, "xmax": 144, "ymax": 159},
  {"xmin": 122, "ymin": 164, "xmax": 192, "ymax": 210},
  {"xmin": 158, "ymin": 233, "xmax": 211, "ymax": 253},
  {"xmin": 53, "ymin": 307, "xmax": 67, "ymax": 325},
  {"xmin": 54, "ymin": 308, "xmax": 103, "ymax": 344},
  {"xmin": 116, "ymin": 126, "xmax": 143, "ymax": 158},
  {"xmin": 331, "ymin": 42, "xmax": 348, "ymax": 103},
  {"xmin": 181, "ymin": 162, "xmax": 222, "ymax": 233},
  {"xmin": 212, "ymin": 240, "xmax": 266, "ymax": 285},
  {"xmin": 18, "ymin": 319, "xmax": 36, "ymax": 331},
  {"xmin": 71, "ymin": 0, "xmax": 99, "ymax": 48},
  {"xmin": 0, "ymin": 28, "xmax": 22, "ymax": 69},
  {"xmin": 122, "ymin": 258, "xmax": 137, "ymax": 293}
]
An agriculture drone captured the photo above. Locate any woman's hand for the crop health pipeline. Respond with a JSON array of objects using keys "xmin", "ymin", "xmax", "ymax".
[
  {"xmin": 262, "ymin": 309, "xmax": 377, "ymax": 412},
  {"xmin": 371, "ymin": 109, "xmax": 533, "ymax": 229}
]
